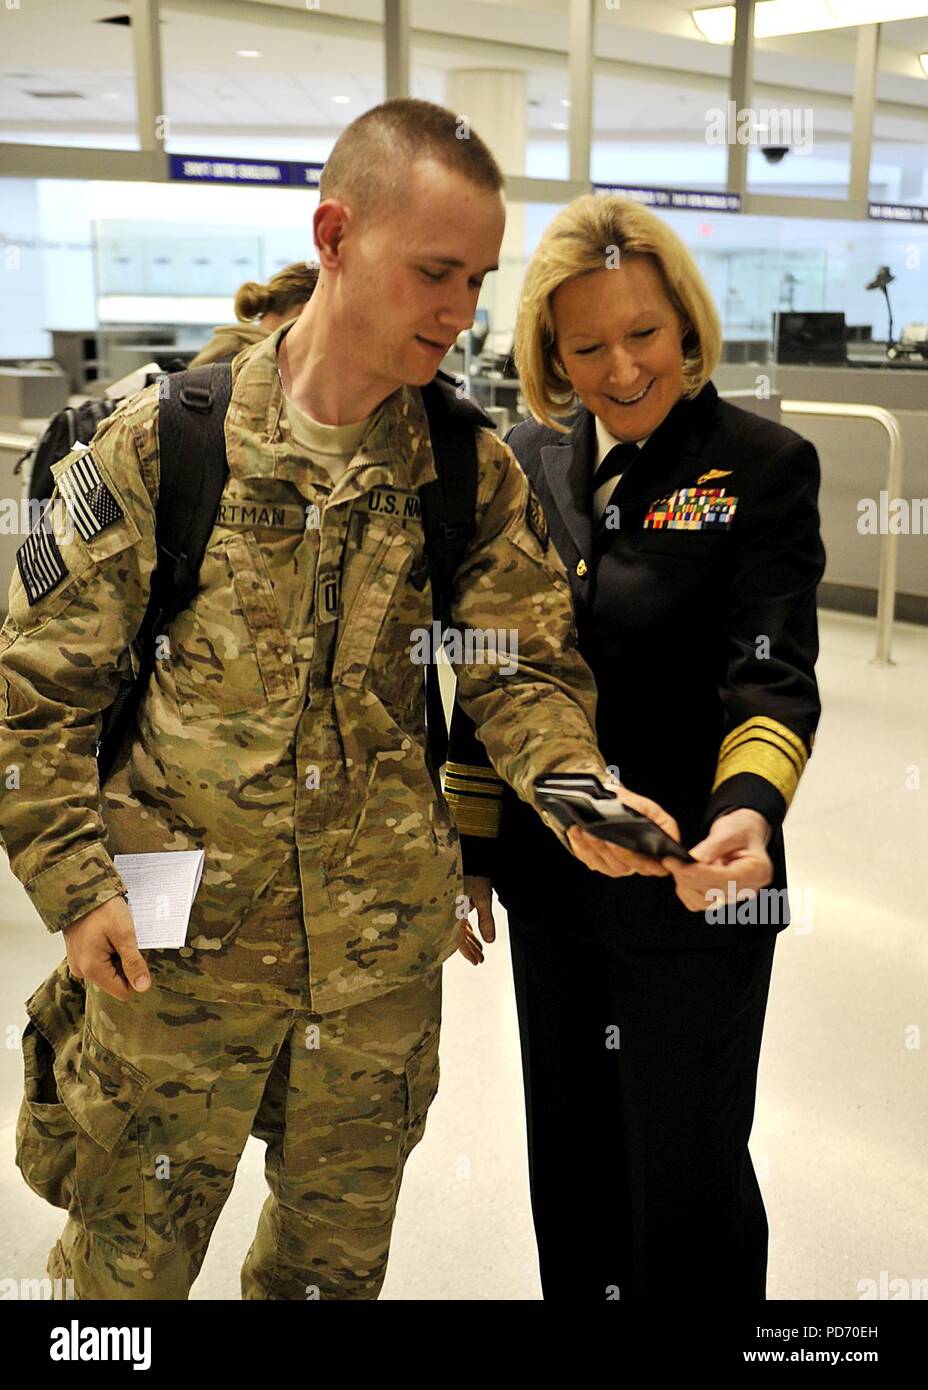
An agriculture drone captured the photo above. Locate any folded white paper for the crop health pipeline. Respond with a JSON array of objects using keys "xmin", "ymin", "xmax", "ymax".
[{"xmin": 113, "ymin": 850, "xmax": 205, "ymax": 949}]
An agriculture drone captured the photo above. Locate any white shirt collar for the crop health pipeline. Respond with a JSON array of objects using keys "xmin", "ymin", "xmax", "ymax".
[{"xmin": 594, "ymin": 414, "xmax": 650, "ymax": 467}]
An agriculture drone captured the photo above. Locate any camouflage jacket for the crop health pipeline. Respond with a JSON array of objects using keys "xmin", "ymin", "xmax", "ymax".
[{"xmin": 0, "ymin": 326, "xmax": 610, "ymax": 1011}]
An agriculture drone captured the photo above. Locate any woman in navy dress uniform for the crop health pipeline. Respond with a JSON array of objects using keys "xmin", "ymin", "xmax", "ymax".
[{"xmin": 445, "ymin": 194, "xmax": 825, "ymax": 1301}]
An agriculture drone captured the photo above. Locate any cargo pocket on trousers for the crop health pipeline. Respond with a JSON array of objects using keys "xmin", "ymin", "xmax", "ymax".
[
  {"xmin": 15, "ymin": 961, "xmax": 86, "ymax": 1211},
  {"xmin": 401, "ymin": 1026, "xmax": 440, "ymax": 1161},
  {"xmin": 72, "ymin": 1025, "xmax": 151, "ymax": 1256},
  {"xmin": 16, "ymin": 1025, "xmax": 79, "ymax": 1210}
]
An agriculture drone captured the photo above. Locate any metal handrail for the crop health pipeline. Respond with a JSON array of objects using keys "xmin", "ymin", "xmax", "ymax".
[{"xmin": 780, "ymin": 399, "xmax": 903, "ymax": 666}]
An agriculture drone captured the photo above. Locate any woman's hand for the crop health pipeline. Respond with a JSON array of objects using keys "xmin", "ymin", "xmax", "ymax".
[
  {"xmin": 565, "ymin": 783, "xmax": 682, "ymax": 879},
  {"xmin": 661, "ymin": 808, "xmax": 773, "ymax": 912},
  {"xmin": 457, "ymin": 874, "xmax": 496, "ymax": 966}
]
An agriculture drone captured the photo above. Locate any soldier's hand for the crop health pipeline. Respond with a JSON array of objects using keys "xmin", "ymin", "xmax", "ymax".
[
  {"xmin": 457, "ymin": 874, "xmax": 495, "ymax": 966},
  {"xmin": 62, "ymin": 896, "xmax": 151, "ymax": 1001},
  {"xmin": 566, "ymin": 782, "xmax": 682, "ymax": 879}
]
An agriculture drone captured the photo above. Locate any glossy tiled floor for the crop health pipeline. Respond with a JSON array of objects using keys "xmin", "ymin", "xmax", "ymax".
[{"xmin": 1, "ymin": 610, "xmax": 925, "ymax": 1300}]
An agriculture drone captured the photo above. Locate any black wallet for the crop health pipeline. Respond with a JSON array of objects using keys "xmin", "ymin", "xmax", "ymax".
[{"xmin": 533, "ymin": 773, "xmax": 695, "ymax": 864}]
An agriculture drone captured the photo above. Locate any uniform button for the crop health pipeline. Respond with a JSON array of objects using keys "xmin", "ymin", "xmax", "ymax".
[{"xmin": 576, "ymin": 559, "xmax": 588, "ymax": 577}]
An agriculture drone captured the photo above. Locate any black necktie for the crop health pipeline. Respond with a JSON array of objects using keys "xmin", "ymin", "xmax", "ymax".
[{"xmin": 591, "ymin": 440, "xmax": 639, "ymax": 493}]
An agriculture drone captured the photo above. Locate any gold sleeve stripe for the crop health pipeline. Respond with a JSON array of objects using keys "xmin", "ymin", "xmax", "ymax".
[
  {"xmin": 443, "ymin": 790, "xmax": 502, "ymax": 838},
  {"xmin": 443, "ymin": 774, "xmax": 503, "ymax": 798},
  {"xmin": 443, "ymin": 761, "xmax": 504, "ymax": 837},
  {"xmin": 444, "ymin": 760, "xmax": 503, "ymax": 785},
  {"xmin": 713, "ymin": 716, "xmax": 810, "ymax": 806},
  {"xmin": 444, "ymin": 776, "xmax": 504, "ymax": 796},
  {"xmin": 718, "ymin": 716, "xmax": 809, "ymax": 763}
]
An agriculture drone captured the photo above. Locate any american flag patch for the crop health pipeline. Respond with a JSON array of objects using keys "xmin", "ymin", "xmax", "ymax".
[
  {"xmin": 16, "ymin": 499, "xmax": 69, "ymax": 605},
  {"xmin": 56, "ymin": 449, "xmax": 125, "ymax": 542},
  {"xmin": 643, "ymin": 487, "xmax": 738, "ymax": 531}
]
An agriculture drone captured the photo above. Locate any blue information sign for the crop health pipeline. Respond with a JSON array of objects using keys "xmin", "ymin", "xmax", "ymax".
[
  {"xmin": 169, "ymin": 155, "xmax": 326, "ymax": 188},
  {"xmin": 593, "ymin": 183, "xmax": 742, "ymax": 213},
  {"xmin": 868, "ymin": 202, "xmax": 928, "ymax": 223}
]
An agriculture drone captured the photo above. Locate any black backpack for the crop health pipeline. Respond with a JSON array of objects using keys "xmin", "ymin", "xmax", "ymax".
[
  {"xmin": 94, "ymin": 362, "xmax": 493, "ymax": 785},
  {"xmin": 17, "ymin": 359, "xmax": 192, "ymax": 504},
  {"xmin": 18, "ymin": 398, "xmax": 124, "ymax": 503}
]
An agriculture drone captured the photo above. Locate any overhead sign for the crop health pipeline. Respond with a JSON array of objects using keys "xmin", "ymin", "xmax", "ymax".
[
  {"xmin": 593, "ymin": 183, "xmax": 742, "ymax": 213},
  {"xmin": 169, "ymin": 155, "xmax": 325, "ymax": 188},
  {"xmin": 868, "ymin": 202, "xmax": 928, "ymax": 223}
]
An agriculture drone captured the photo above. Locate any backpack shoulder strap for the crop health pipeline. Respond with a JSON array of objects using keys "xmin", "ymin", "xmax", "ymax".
[
  {"xmin": 418, "ymin": 370, "xmax": 496, "ymax": 770},
  {"xmin": 418, "ymin": 370, "xmax": 494, "ymax": 629},
  {"xmin": 156, "ymin": 361, "xmax": 232, "ymax": 617},
  {"xmin": 96, "ymin": 363, "xmax": 232, "ymax": 785}
]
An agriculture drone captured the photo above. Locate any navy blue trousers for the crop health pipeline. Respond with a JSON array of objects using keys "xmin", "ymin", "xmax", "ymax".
[{"xmin": 507, "ymin": 912, "xmax": 778, "ymax": 1301}]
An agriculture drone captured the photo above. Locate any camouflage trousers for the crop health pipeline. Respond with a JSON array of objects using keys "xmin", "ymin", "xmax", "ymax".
[{"xmin": 15, "ymin": 921, "xmax": 442, "ymax": 1299}]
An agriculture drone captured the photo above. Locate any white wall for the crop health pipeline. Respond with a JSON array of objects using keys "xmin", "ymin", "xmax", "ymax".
[
  {"xmin": 0, "ymin": 180, "xmax": 47, "ymax": 358},
  {"xmin": 0, "ymin": 180, "xmax": 95, "ymax": 357}
]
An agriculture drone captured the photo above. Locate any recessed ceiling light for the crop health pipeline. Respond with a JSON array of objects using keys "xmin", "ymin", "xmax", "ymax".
[
  {"xmin": 236, "ymin": 49, "xmax": 261, "ymax": 58},
  {"xmin": 100, "ymin": 91, "xmax": 121, "ymax": 101},
  {"xmin": 560, "ymin": 99, "xmax": 571, "ymax": 107},
  {"xmin": 332, "ymin": 95, "xmax": 351, "ymax": 104},
  {"xmin": 551, "ymin": 121, "xmax": 568, "ymax": 130}
]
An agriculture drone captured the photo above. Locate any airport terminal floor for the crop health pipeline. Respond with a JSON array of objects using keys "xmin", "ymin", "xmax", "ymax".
[{"xmin": 1, "ymin": 612, "xmax": 924, "ymax": 1302}]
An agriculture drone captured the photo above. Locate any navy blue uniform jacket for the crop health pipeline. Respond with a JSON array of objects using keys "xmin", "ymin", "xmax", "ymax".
[{"xmin": 444, "ymin": 379, "xmax": 826, "ymax": 948}]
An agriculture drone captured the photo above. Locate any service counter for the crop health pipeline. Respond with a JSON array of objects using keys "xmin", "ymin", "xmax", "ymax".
[{"xmin": 715, "ymin": 364, "xmax": 928, "ymax": 624}]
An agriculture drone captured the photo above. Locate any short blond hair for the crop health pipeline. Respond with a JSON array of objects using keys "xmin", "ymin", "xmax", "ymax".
[
  {"xmin": 514, "ymin": 194, "xmax": 722, "ymax": 431},
  {"xmin": 319, "ymin": 98, "xmax": 503, "ymax": 225}
]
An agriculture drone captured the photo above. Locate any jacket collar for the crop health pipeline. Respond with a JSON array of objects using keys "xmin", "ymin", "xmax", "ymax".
[
  {"xmin": 539, "ymin": 380, "xmax": 719, "ymax": 560},
  {"xmin": 539, "ymin": 405, "xmax": 597, "ymax": 565},
  {"xmin": 224, "ymin": 323, "xmax": 439, "ymax": 500}
]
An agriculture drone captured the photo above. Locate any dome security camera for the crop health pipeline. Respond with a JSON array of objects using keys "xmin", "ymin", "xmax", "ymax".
[{"xmin": 761, "ymin": 147, "xmax": 789, "ymax": 164}]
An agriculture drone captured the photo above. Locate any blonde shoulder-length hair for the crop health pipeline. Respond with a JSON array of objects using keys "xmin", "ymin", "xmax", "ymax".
[{"xmin": 514, "ymin": 194, "xmax": 723, "ymax": 432}]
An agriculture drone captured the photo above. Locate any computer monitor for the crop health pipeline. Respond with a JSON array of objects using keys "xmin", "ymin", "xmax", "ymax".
[{"xmin": 772, "ymin": 312, "xmax": 847, "ymax": 365}]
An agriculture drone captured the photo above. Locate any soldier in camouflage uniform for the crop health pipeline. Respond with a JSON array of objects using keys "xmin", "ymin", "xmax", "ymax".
[{"xmin": 0, "ymin": 99, "xmax": 625, "ymax": 1300}]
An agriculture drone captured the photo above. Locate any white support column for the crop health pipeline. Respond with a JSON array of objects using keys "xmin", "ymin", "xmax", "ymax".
[
  {"xmin": 131, "ymin": 0, "xmax": 166, "ymax": 160},
  {"xmin": 849, "ymin": 24, "xmax": 879, "ymax": 205},
  {"xmin": 384, "ymin": 0, "xmax": 410, "ymax": 102},
  {"xmin": 446, "ymin": 70, "xmax": 527, "ymax": 336},
  {"xmin": 568, "ymin": 0, "xmax": 594, "ymax": 185},
  {"xmin": 726, "ymin": 0, "xmax": 755, "ymax": 196}
]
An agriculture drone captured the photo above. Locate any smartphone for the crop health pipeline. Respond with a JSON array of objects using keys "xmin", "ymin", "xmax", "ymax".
[{"xmin": 533, "ymin": 773, "xmax": 695, "ymax": 865}]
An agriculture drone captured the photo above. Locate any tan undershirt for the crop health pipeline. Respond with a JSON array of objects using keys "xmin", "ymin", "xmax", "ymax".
[{"xmin": 285, "ymin": 395, "xmax": 384, "ymax": 486}]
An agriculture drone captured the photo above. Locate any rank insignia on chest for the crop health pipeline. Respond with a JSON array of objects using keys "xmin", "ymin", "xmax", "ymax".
[
  {"xmin": 56, "ymin": 450, "xmax": 125, "ymax": 542},
  {"xmin": 696, "ymin": 469, "xmax": 733, "ymax": 485},
  {"xmin": 643, "ymin": 486, "xmax": 738, "ymax": 531}
]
